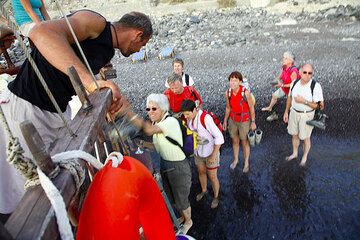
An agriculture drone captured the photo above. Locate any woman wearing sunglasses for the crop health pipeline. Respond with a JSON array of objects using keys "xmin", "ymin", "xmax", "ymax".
[{"xmin": 120, "ymin": 93, "xmax": 193, "ymax": 234}]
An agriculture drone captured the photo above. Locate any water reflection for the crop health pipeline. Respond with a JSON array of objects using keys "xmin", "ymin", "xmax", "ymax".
[{"xmin": 272, "ymin": 160, "xmax": 310, "ymax": 221}]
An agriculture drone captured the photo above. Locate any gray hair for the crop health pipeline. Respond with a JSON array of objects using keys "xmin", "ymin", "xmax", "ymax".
[
  {"xmin": 166, "ymin": 73, "xmax": 182, "ymax": 85},
  {"xmin": 146, "ymin": 94, "xmax": 169, "ymax": 112},
  {"xmin": 283, "ymin": 51, "xmax": 295, "ymax": 62}
]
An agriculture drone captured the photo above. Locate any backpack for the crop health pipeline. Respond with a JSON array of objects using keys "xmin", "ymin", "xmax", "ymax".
[
  {"xmin": 164, "ymin": 115, "xmax": 194, "ymax": 158},
  {"xmin": 199, "ymin": 110, "xmax": 223, "ymax": 155},
  {"xmin": 289, "ymin": 65, "xmax": 301, "ymax": 80},
  {"xmin": 200, "ymin": 110, "xmax": 223, "ymax": 133},
  {"xmin": 184, "ymin": 73, "xmax": 190, "ymax": 86},
  {"xmin": 228, "ymin": 87, "xmax": 256, "ymax": 106}
]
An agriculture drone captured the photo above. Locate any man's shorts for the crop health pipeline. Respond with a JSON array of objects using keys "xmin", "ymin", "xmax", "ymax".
[
  {"xmin": 228, "ymin": 118, "xmax": 250, "ymax": 140},
  {"xmin": 272, "ymin": 88, "xmax": 286, "ymax": 99},
  {"xmin": 195, "ymin": 153, "xmax": 220, "ymax": 170},
  {"xmin": 287, "ymin": 108, "xmax": 315, "ymax": 140}
]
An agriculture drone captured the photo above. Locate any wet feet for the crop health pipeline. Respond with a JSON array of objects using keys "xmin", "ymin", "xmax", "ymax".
[
  {"xmin": 211, "ymin": 197, "xmax": 219, "ymax": 209},
  {"xmin": 230, "ymin": 161, "xmax": 238, "ymax": 170},
  {"xmin": 300, "ymin": 157, "xmax": 307, "ymax": 167},
  {"xmin": 196, "ymin": 191, "xmax": 207, "ymax": 202},
  {"xmin": 243, "ymin": 163, "xmax": 249, "ymax": 173},
  {"xmin": 181, "ymin": 219, "xmax": 193, "ymax": 235},
  {"xmin": 285, "ymin": 154, "xmax": 297, "ymax": 161}
]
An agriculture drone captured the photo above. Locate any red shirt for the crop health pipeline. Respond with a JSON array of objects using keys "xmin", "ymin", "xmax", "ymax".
[
  {"xmin": 228, "ymin": 86, "xmax": 250, "ymax": 122},
  {"xmin": 280, "ymin": 64, "xmax": 300, "ymax": 95},
  {"xmin": 164, "ymin": 86, "xmax": 202, "ymax": 113}
]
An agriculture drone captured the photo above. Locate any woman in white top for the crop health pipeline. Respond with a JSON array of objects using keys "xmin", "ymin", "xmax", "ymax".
[{"xmin": 121, "ymin": 93, "xmax": 193, "ymax": 235}]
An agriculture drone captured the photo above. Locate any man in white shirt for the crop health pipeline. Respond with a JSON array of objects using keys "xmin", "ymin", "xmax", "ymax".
[
  {"xmin": 165, "ymin": 58, "xmax": 194, "ymax": 88},
  {"xmin": 283, "ymin": 64, "xmax": 324, "ymax": 166},
  {"xmin": 181, "ymin": 100, "xmax": 224, "ymax": 209}
]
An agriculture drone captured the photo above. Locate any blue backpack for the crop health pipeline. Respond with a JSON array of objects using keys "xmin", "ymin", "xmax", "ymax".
[{"xmin": 164, "ymin": 116, "xmax": 194, "ymax": 158}]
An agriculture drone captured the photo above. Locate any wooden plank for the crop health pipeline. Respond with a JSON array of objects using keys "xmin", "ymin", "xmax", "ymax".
[{"xmin": 5, "ymin": 89, "xmax": 112, "ymax": 239}]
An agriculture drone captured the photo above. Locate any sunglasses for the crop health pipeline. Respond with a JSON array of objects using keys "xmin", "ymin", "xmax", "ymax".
[
  {"xmin": 303, "ymin": 71, "xmax": 313, "ymax": 75},
  {"xmin": 146, "ymin": 107, "xmax": 158, "ymax": 112}
]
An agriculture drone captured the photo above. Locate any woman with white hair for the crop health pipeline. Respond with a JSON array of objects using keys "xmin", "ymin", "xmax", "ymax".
[
  {"xmin": 262, "ymin": 51, "xmax": 300, "ymax": 121},
  {"xmin": 120, "ymin": 93, "xmax": 193, "ymax": 235}
]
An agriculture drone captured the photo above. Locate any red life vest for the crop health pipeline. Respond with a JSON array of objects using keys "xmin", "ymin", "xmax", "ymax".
[{"xmin": 228, "ymin": 86, "xmax": 250, "ymax": 122}]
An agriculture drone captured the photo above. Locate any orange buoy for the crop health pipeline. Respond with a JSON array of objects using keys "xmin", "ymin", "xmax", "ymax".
[{"xmin": 76, "ymin": 155, "xmax": 175, "ymax": 240}]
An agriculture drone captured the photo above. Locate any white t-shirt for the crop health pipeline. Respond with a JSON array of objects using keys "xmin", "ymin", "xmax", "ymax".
[
  {"xmin": 165, "ymin": 73, "xmax": 194, "ymax": 88},
  {"xmin": 289, "ymin": 79, "xmax": 324, "ymax": 111}
]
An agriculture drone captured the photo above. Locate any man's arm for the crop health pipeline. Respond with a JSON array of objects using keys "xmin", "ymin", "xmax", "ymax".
[{"xmin": 29, "ymin": 11, "xmax": 123, "ymax": 115}]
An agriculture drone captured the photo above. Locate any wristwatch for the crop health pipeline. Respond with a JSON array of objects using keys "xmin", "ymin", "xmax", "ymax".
[{"xmin": 304, "ymin": 100, "xmax": 309, "ymax": 105}]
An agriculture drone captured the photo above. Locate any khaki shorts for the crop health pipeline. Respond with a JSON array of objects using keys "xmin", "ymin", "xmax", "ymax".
[
  {"xmin": 273, "ymin": 88, "xmax": 286, "ymax": 99},
  {"xmin": 228, "ymin": 118, "xmax": 250, "ymax": 140},
  {"xmin": 195, "ymin": 153, "xmax": 220, "ymax": 170},
  {"xmin": 287, "ymin": 108, "xmax": 315, "ymax": 140}
]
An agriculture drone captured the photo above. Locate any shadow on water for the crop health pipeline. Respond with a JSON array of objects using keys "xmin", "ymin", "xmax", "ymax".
[
  {"xmin": 271, "ymin": 161, "xmax": 309, "ymax": 223},
  {"xmin": 230, "ymin": 169, "xmax": 260, "ymax": 219}
]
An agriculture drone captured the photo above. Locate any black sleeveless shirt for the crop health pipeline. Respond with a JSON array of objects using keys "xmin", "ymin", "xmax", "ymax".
[{"xmin": 8, "ymin": 21, "xmax": 115, "ymax": 113}]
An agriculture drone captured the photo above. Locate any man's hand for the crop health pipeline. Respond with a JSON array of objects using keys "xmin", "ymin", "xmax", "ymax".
[
  {"xmin": 250, "ymin": 122, "xmax": 256, "ymax": 131},
  {"xmin": 283, "ymin": 112, "xmax": 289, "ymax": 123},
  {"xmin": 294, "ymin": 95, "xmax": 305, "ymax": 104},
  {"xmin": 106, "ymin": 80, "xmax": 123, "ymax": 117}
]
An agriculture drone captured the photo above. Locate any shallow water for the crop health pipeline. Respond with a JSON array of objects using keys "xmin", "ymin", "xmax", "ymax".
[{"xmin": 185, "ymin": 135, "xmax": 360, "ymax": 240}]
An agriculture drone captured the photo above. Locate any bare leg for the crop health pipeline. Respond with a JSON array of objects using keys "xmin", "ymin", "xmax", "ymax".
[
  {"xmin": 286, "ymin": 134, "xmax": 300, "ymax": 161},
  {"xmin": 262, "ymin": 94, "xmax": 278, "ymax": 112},
  {"xmin": 207, "ymin": 169, "xmax": 220, "ymax": 198},
  {"xmin": 230, "ymin": 135, "xmax": 240, "ymax": 169},
  {"xmin": 181, "ymin": 207, "xmax": 193, "ymax": 234},
  {"xmin": 197, "ymin": 163, "xmax": 207, "ymax": 193},
  {"xmin": 241, "ymin": 139, "xmax": 250, "ymax": 173},
  {"xmin": 300, "ymin": 138, "xmax": 311, "ymax": 166}
]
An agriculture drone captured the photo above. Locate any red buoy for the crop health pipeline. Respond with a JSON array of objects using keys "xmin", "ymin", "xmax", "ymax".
[{"xmin": 77, "ymin": 156, "xmax": 175, "ymax": 240}]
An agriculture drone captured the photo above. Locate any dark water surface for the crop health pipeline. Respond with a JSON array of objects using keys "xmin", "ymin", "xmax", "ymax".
[
  {"xmin": 143, "ymin": 97, "xmax": 360, "ymax": 239},
  {"xmin": 185, "ymin": 135, "xmax": 360, "ymax": 240}
]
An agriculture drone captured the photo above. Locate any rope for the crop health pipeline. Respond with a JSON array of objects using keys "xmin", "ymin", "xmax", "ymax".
[
  {"xmin": 0, "ymin": 4, "xmax": 75, "ymax": 136},
  {"xmin": 0, "ymin": 106, "xmax": 39, "ymax": 187},
  {"xmin": 36, "ymin": 151, "xmax": 118, "ymax": 240},
  {"xmin": 37, "ymin": 168, "xmax": 74, "ymax": 240}
]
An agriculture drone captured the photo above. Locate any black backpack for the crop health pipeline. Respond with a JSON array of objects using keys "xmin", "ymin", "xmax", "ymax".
[
  {"xmin": 184, "ymin": 73, "xmax": 190, "ymax": 86},
  {"xmin": 164, "ymin": 115, "xmax": 194, "ymax": 158}
]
